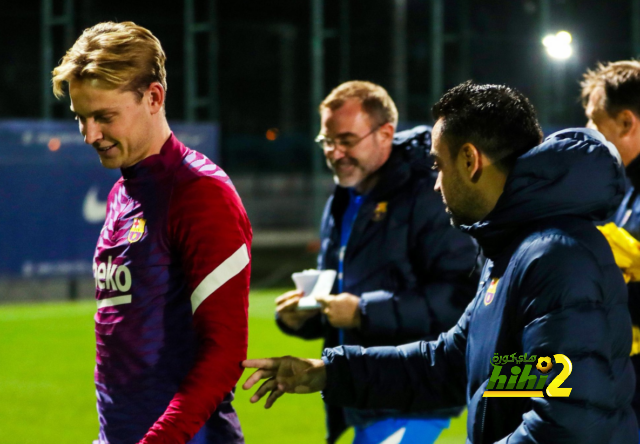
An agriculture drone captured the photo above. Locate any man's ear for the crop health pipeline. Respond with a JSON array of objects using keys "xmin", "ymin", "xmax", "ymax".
[
  {"xmin": 616, "ymin": 109, "xmax": 640, "ymax": 138},
  {"xmin": 146, "ymin": 82, "xmax": 166, "ymax": 114},
  {"xmin": 377, "ymin": 122, "xmax": 395, "ymax": 144},
  {"xmin": 459, "ymin": 143, "xmax": 482, "ymax": 180}
]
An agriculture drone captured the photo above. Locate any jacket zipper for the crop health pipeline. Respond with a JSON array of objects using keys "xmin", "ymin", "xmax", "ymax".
[
  {"xmin": 476, "ymin": 268, "xmax": 490, "ymax": 444},
  {"xmin": 479, "ymin": 397, "xmax": 487, "ymax": 444}
]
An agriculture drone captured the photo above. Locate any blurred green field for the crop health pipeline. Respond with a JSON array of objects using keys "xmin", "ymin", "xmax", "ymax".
[{"xmin": 0, "ymin": 289, "xmax": 466, "ymax": 443}]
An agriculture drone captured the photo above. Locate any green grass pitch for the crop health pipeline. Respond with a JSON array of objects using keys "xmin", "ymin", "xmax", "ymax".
[{"xmin": 0, "ymin": 289, "xmax": 466, "ymax": 443}]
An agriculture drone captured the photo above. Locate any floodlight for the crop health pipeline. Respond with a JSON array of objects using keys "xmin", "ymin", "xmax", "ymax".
[{"xmin": 542, "ymin": 31, "xmax": 573, "ymax": 60}]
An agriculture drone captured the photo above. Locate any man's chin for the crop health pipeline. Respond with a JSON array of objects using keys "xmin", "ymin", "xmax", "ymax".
[
  {"xmin": 333, "ymin": 174, "xmax": 360, "ymax": 189},
  {"xmin": 98, "ymin": 157, "xmax": 122, "ymax": 169},
  {"xmin": 447, "ymin": 209, "xmax": 473, "ymax": 228}
]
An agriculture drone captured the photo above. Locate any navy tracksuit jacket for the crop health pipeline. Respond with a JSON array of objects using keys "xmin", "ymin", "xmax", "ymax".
[{"xmin": 322, "ymin": 129, "xmax": 638, "ymax": 443}]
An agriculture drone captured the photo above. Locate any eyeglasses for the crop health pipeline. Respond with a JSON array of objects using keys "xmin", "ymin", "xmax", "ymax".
[{"xmin": 315, "ymin": 123, "xmax": 384, "ymax": 153}]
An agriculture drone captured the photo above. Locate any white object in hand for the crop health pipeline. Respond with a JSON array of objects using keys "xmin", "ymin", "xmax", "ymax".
[{"xmin": 291, "ymin": 269, "xmax": 337, "ymax": 310}]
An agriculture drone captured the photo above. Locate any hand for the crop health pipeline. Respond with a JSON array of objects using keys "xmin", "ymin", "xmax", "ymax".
[
  {"xmin": 315, "ymin": 293, "xmax": 361, "ymax": 328},
  {"xmin": 275, "ymin": 290, "xmax": 320, "ymax": 330},
  {"xmin": 242, "ymin": 356, "xmax": 327, "ymax": 408}
]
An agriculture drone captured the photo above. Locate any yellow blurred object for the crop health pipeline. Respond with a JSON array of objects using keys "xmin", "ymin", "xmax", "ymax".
[
  {"xmin": 597, "ymin": 222, "xmax": 640, "ymax": 282},
  {"xmin": 632, "ymin": 325, "xmax": 640, "ymax": 356}
]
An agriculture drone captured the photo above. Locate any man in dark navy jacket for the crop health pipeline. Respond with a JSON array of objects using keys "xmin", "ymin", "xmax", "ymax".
[
  {"xmin": 582, "ymin": 60, "xmax": 640, "ymax": 441},
  {"xmin": 245, "ymin": 82, "xmax": 637, "ymax": 444},
  {"xmin": 274, "ymin": 81, "xmax": 479, "ymax": 443}
]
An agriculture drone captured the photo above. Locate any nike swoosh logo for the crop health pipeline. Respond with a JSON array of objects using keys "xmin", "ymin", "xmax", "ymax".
[
  {"xmin": 380, "ymin": 427, "xmax": 406, "ymax": 444},
  {"xmin": 83, "ymin": 186, "xmax": 107, "ymax": 223}
]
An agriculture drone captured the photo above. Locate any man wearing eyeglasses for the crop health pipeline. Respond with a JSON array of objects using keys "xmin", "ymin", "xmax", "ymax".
[{"xmin": 274, "ymin": 81, "xmax": 479, "ymax": 444}]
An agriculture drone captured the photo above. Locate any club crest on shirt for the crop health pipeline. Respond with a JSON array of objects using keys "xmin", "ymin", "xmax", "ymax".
[
  {"xmin": 372, "ymin": 202, "xmax": 388, "ymax": 222},
  {"xmin": 484, "ymin": 278, "xmax": 500, "ymax": 306},
  {"xmin": 127, "ymin": 218, "xmax": 146, "ymax": 243}
]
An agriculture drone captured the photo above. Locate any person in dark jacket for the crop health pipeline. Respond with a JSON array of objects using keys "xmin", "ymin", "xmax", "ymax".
[
  {"xmin": 244, "ymin": 82, "xmax": 638, "ymax": 444},
  {"xmin": 582, "ymin": 60, "xmax": 640, "ymax": 441},
  {"xmin": 274, "ymin": 81, "xmax": 479, "ymax": 443}
]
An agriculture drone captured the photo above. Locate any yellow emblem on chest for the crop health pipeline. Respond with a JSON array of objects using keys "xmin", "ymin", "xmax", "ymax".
[
  {"xmin": 372, "ymin": 202, "xmax": 388, "ymax": 222},
  {"xmin": 484, "ymin": 278, "xmax": 500, "ymax": 306},
  {"xmin": 127, "ymin": 218, "xmax": 146, "ymax": 243}
]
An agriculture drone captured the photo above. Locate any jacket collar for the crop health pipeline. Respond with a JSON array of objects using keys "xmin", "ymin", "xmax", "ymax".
[
  {"xmin": 626, "ymin": 153, "xmax": 640, "ymax": 190},
  {"xmin": 121, "ymin": 133, "xmax": 182, "ymax": 181},
  {"xmin": 460, "ymin": 128, "xmax": 625, "ymax": 260},
  {"xmin": 329, "ymin": 148, "xmax": 413, "ymax": 260}
]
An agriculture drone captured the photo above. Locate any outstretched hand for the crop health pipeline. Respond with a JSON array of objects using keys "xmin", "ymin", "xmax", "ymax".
[{"xmin": 242, "ymin": 356, "xmax": 327, "ymax": 408}]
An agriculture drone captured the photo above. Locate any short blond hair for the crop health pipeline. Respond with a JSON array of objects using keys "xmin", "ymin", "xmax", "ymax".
[
  {"xmin": 320, "ymin": 81, "xmax": 398, "ymax": 126},
  {"xmin": 52, "ymin": 21, "xmax": 167, "ymax": 100},
  {"xmin": 581, "ymin": 60, "xmax": 640, "ymax": 116}
]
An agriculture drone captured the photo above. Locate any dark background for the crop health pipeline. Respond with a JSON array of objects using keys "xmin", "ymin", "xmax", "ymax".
[
  {"xmin": 0, "ymin": 0, "xmax": 637, "ymax": 291},
  {"xmin": 2, "ymin": 0, "xmax": 635, "ymax": 173}
]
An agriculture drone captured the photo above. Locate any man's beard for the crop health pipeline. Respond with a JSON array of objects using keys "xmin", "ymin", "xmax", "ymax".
[
  {"xmin": 329, "ymin": 158, "xmax": 360, "ymax": 187},
  {"xmin": 443, "ymin": 178, "xmax": 485, "ymax": 228},
  {"xmin": 446, "ymin": 207, "xmax": 476, "ymax": 228},
  {"xmin": 447, "ymin": 209, "xmax": 464, "ymax": 228}
]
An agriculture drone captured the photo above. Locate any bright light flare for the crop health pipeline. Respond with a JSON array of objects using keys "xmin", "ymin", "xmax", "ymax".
[
  {"xmin": 542, "ymin": 31, "xmax": 573, "ymax": 60},
  {"xmin": 556, "ymin": 31, "xmax": 572, "ymax": 45}
]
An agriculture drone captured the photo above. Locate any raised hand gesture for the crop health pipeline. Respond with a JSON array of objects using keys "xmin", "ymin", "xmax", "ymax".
[{"xmin": 242, "ymin": 356, "xmax": 327, "ymax": 408}]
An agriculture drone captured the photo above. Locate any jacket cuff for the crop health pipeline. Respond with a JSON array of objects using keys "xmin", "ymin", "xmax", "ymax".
[
  {"xmin": 359, "ymin": 290, "xmax": 397, "ymax": 336},
  {"xmin": 321, "ymin": 347, "xmax": 356, "ymax": 408},
  {"xmin": 274, "ymin": 312, "xmax": 323, "ymax": 340}
]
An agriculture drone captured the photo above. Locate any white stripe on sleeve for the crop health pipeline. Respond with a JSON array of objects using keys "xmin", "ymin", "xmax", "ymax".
[
  {"xmin": 97, "ymin": 295, "xmax": 132, "ymax": 309},
  {"xmin": 198, "ymin": 165, "xmax": 218, "ymax": 173},
  {"xmin": 190, "ymin": 243, "xmax": 250, "ymax": 314}
]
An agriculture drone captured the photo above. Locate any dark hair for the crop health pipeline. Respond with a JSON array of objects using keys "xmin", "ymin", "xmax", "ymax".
[
  {"xmin": 581, "ymin": 61, "xmax": 640, "ymax": 117},
  {"xmin": 432, "ymin": 81, "xmax": 543, "ymax": 171}
]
